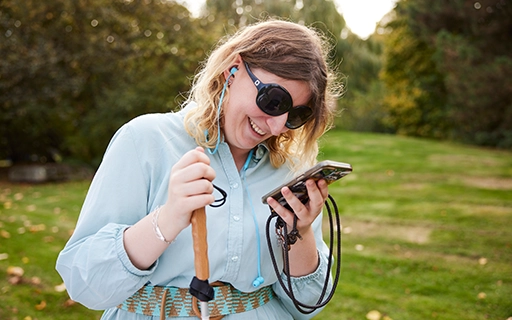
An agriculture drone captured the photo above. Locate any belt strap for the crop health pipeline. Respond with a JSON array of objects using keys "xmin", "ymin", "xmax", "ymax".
[{"xmin": 118, "ymin": 283, "xmax": 276, "ymax": 318}]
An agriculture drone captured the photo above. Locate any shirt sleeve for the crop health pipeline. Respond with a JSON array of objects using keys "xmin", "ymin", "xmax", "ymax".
[
  {"xmin": 271, "ymin": 214, "xmax": 334, "ymax": 319},
  {"xmin": 56, "ymin": 123, "xmax": 156, "ymax": 310}
]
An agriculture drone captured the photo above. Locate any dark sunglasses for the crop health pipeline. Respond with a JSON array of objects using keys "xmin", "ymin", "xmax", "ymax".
[{"xmin": 244, "ymin": 62, "xmax": 313, "ymax": 129}]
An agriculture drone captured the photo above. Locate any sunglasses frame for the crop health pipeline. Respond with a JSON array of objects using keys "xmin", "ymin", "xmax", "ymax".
[{"xmin": 244, "ymin": 62, "xmax": 313, "ymax": 129}]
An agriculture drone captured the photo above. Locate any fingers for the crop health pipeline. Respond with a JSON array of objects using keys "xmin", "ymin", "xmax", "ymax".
[
  {"xmin": 172, "ymin": 147, "xmax": 216, "ymax": 182},
  {"xmin": 166, "ymin": 148, "xmax": 217, "ymax": 222},
  {"xmin": 306, "ymin": 178, "xmax": 328, "ymax": 208},
  {"xmin": 266, "ymin": 179, "xmax": 328, "ymax": 231}
]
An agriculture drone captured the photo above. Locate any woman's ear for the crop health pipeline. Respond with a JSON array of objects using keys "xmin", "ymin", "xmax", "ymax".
[
  {"xmin": 223, "ymin": 54, "xmax": 243, "ymax": 81},
  {"xmin": 229, "ymin": 66, "xmax": 238, "ymax": 75},
  {"xmin": 223, "ymin": 67, "xmax": 237, "ymax": 86},
  {"xmin": 223, "ymin": 67, "xmax": 237, "ymax": 83}
]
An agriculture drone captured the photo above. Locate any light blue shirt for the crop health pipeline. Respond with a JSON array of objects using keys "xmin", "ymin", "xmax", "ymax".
[{"xmin": 56, "ymin": 103, "xmax": 332, "ymax": 319}]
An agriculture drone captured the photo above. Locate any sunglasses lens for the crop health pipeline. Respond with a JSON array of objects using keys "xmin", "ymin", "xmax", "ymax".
[
  {"xmin": 286, "ymin": 105, "xmax": 313, "ymax": 129},
  {"xmin": 256, "ymin": 85, "xmax": 292, "ymax": 116}
]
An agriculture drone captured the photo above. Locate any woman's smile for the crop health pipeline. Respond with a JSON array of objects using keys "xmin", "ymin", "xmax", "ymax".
[{"xmin": 249, "ymin": 118, "xmax": 266, "ymax": 136}]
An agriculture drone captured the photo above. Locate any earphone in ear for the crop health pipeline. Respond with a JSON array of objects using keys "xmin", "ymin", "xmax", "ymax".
[{"xmin": 229, "ymin": 66, "xmax": 238, "ymax": 75}]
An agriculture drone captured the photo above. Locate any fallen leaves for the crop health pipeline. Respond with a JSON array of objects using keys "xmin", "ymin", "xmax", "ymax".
[
  {"xmin": 64, "ymin": 298, "xmax": 76, "ymax": 307},
  {"xmin": 1, "ymin": 229, "xmax": 11, "ymax": 238},
  {"xmin": 0, "ymin": 184, "xmax": 95, "ymax": 319},
  {"xmin": 29, "ymin": 224, "xmax": 46, "ymax": 232},
  {"xmin": 5, "ymin": 265, "xmax": 66, "ymax": 294},
  {"xmin": 366, "ymin": 310, "xmax": 393, "ymax": 320},
  {"xmin": 7, "ymin": 265, "xmax": 24, "ymax": 284},
  {"xmin": 3, "ymin": 265, "xmax": 73, "ymax": 316},
  {"xmin": 366, "ymin": 310, "xmax": 381, "ymax": 320},
  {"xmin": 7, "ymin": 265, "xmax": 24, "ymax": 277},
  {"xmin": 3, "ymin": 200, "xmax": 12, "ymax": 209},
  {"xmin": 31, "ymin": 276, "xmax": 41, "ymax": 285},
  {"xmin": 477, "ymin": 292, "xmax": 487, "ymax": 299},
  {"xmin": 54, "ymin": 282, "xmax": 67, "ymax": 292},
  {"xmin": 35, "ymin": 300, "xmax": 47, "ymax": 310}
]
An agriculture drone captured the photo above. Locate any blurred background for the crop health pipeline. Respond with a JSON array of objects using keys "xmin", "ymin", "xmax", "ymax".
[
  {"xmin": 1, "ymin": 1, "xmax": 511, "ymax": 320},
  {"xmin": 1, "ymin": 0, "xmax": 510, "ymax": 169}
]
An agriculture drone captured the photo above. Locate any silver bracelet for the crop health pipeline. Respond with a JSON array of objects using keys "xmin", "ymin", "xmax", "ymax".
[{"xmin": 152, "ymin": 206, "xmax": 171, "ymax": 244}]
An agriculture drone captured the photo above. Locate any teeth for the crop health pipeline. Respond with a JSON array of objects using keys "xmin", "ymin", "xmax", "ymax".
[{"xmin": 250, "ymin": 118, "xmax": 266, "ymax": 135}]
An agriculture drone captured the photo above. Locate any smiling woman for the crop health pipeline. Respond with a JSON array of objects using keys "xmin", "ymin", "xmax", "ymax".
[{"xmin": 56, "ymin": 19, "xmax": 342, "ymax": 320}]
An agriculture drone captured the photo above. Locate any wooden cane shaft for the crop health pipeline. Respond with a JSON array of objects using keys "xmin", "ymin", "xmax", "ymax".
[{"xmin": 191, "ymin": 207, "xmax": 209, "ymax": 281}]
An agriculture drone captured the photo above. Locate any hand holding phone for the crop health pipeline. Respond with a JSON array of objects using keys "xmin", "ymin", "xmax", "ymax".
[{"xmin": 261, "ymin": 160, "xmax": 352, "ymax": 210}]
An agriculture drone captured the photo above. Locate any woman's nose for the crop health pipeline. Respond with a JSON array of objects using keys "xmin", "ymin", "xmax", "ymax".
[{"xmin": 266, "ymin": 114, "xmax": 289, "ymax": 136}]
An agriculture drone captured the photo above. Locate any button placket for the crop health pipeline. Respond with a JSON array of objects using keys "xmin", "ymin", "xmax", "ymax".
[{"xmin": 218, "ymin": 145, "xmax": 244, "ymax": 279}]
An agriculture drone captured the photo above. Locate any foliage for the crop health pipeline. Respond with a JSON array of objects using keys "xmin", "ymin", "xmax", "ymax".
[
  {"xmin": 1, "ymin": 131, "xmax": 511, "ymax": 319},
  {"xmin": 1, "ymin": 0, "xmax": 360, "ymax": 166},
  {"xmin": 0, "ymin": 0, "xmax": 214, "ymax": 165},
  {"xmin": 380, "ymin": 1, "xmax": 450, "ymax": 139},
  {"xmin": 381, "ymin": 0, "xmax": 512, "ymax": 148},
  {"xmin": 335, "ymin": 34, "xmax": 389, "ymax": 133},
  {"xmin": 425, "ymin": 1, "xmax": 512, "ymax": 148},
  {"xmin": 2, "ymin": 0, "xmax": 385, "ymax": 166},
  {"xmin": 5, "ymin": 0, "xmax": 511, "ymax": 166}
]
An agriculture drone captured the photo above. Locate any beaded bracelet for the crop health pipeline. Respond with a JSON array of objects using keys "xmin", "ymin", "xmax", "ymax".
[{"xmin": 152, "ymin": 206, "xmax": 171, "ymax": 244}]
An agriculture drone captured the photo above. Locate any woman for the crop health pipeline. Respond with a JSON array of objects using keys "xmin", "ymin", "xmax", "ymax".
[{"xmin": 57, "ymin": 19, "xmax": 340, "ymax": 319}]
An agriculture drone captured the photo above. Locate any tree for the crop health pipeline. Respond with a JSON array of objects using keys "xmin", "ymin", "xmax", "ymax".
[
  {"xmin": 0, "ymin": 0, "xmax": 214, "ymax": 165},
  {"xmin": 380, "ymin": 0, "xmax": 450, "ymax": 138},
  {"xmin": 0, "ymin": 0, "xmax": 398, "ymax": 165},
  {"xmin": 417, "ymin": 0, "xmax": 512, "ymax": 147},
  {"xmin": 381, "ymin": 0, "xmax": 512, "ymax": 148}
]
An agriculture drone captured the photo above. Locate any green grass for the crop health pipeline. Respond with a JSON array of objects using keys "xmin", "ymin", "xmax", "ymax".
[
  {"xmin": 0, "ymin": 180, "xmax": 101, "ymax": 319},
  {"xmin": 1, "ymin": 131, "xmax": 511, "ymax": 320},
  {"xmin": 315, "ymin": 131, "xmax": 512, "ymax": 320}
]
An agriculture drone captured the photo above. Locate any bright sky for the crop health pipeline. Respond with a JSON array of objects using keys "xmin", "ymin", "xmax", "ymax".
[
  {"xmin": 178, "ymin": 0, "xmax": 398, "ymax": 39},
  {"xmin": 335, "ymin": 0, "xmax": 398, "ymax": 39}
]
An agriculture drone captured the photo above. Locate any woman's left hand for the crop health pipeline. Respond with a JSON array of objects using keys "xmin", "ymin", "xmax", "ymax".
[
  {"xmin": 266, "ymin": 178, "xmax": 328, "ymax": 276},
  {"xmin": 266, "ymin": 178, "xmax": 329, "ymax": 234}
]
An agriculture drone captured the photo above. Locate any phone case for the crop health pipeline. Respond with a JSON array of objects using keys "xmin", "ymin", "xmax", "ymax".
[{"xmin": 261, "ymin": 160, "xmax": 352, "ymax": 207}]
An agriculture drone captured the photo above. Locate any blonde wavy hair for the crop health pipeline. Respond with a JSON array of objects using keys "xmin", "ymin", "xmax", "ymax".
[{"xmin": 183, "ymin": 19, "xmax": 340, "ymax": 171}]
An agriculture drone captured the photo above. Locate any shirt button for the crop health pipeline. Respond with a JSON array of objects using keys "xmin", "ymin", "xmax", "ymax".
[
  {"xmin": 231, "ymin": 183, "xmax": 239, "ymax": 189},
  {"xmin": 233, "ymin": 215, "xmax": 240, "ymax": 221},
  {"xmin": 231, "ymin": 256, "xmax": 239, "ymax": 262}
]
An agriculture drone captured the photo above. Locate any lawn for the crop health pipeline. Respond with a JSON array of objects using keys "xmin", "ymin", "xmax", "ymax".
[{"xmin": 1, "ymin": 130, "xmax": 511, "ymax": 320}]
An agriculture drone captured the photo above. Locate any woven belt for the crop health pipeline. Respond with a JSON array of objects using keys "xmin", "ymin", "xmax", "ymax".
[{"xmin": 118, "ymin": 282, "xmax": 276, "ymax": 318}]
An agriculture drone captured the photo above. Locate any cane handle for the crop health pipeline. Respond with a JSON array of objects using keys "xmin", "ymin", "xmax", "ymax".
[{"xmin": 191, "ymin": 207, "xmax": 209, "ymax": 280}]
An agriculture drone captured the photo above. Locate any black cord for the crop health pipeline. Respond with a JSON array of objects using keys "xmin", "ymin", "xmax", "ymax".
[
  {"xmin": 208, "ymin": 184, "xmax": 342, "ymax": 313},
  {"xmin": 210, "ymin": 184, "xmax": 227, "ymax": 207},
  {"xmin": 266, "ymin": 194, "xmax": 341, "ymax": 314}
]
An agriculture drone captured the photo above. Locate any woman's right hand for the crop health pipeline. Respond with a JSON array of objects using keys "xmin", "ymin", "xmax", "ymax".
[
  {"xmin": 124, "ymin": 147, "xmax": 216, "ymax": 270},
  {"xmin": 160, "ymin": 147, "xmax": 216, "ymax": 234}
]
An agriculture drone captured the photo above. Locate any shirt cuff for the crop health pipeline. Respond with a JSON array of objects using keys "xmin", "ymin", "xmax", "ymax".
[{"xmin": 279, "ymin": 251, "xmax": 328, "ymax": 292}]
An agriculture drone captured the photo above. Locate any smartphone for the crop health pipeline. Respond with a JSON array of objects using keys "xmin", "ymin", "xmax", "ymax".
[{"xmin": 261, "ymin": 160, "xmax": 352, "ymax": 209}]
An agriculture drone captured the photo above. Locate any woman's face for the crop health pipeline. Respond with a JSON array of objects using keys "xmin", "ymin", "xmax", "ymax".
[{"xmin": 222, "ymin": 63, "xmax": 311, "ymax": 160}]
